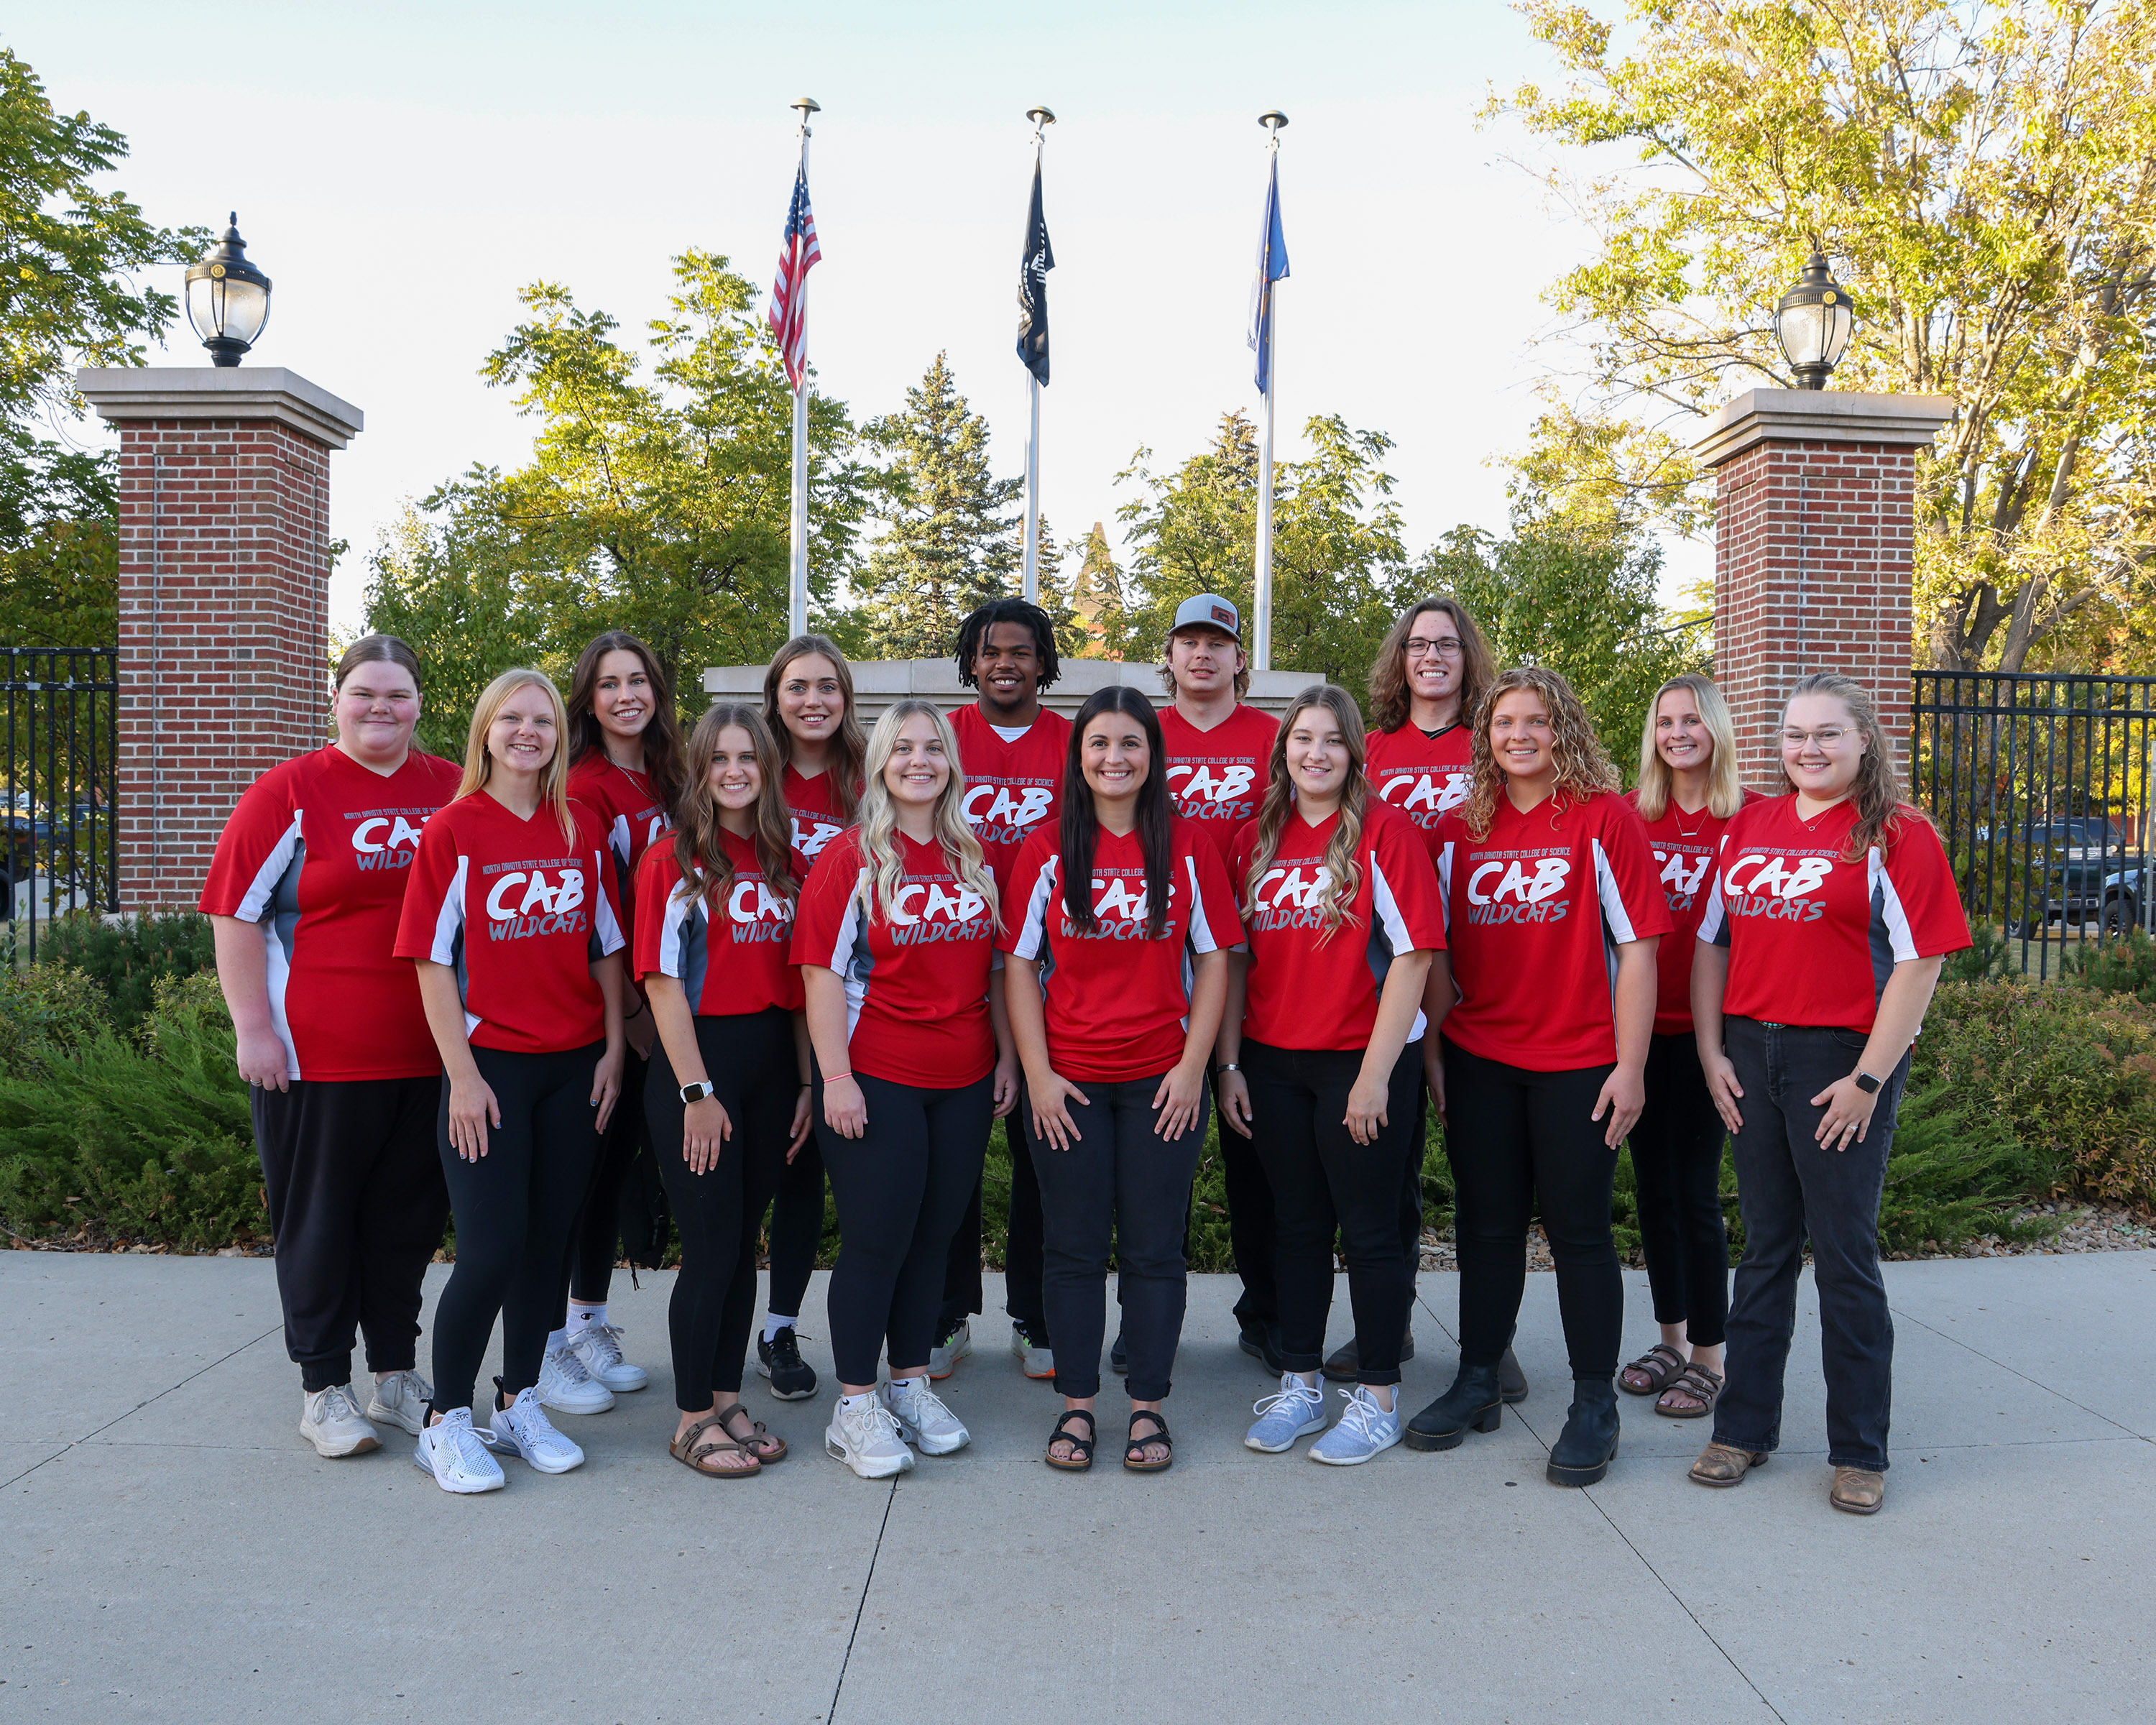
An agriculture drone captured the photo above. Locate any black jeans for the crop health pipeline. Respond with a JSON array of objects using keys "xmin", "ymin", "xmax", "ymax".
[
  {"xmin": 763, "ymin": 1134, "xmax": 826, "ymax": 1320},
  {"xmin": 939, "ymin": 1093, "xmax": 1049, "ymax": 1344},
  {"xmin": 1442, "ymin": 1036, "xmax": 1622, "ymax": 1381},
  {"xmin": 1219, "ymin": 1101, "xmax": 1279, "ymax": 1328},
  {"xmin": 1631, "ymin": 1033, "xmax": 1731, "ymax": 1347},
  {"xmin": 820, "ymin": 1070, "xmax": 995, "ymax": 1386},
  {"xmin": 559, "ymin": 1049, "xmax": 648, "ymax": 1313},
  {"xmin": 1243, "ymin": 1038, "xmax": 1422, "ymax": 1386},
  {"xmin": 1714, "ymin": 1017, "xmax": 1908, "ymax": 1473},
  {"xmin": 431, "ymin": 1043, "xmax": 605, "ymax": 1413},
  {"xmin": 646, "ymin": 1009, "xmax": 795, "ymax": 1409},
  {"xmin": 252, "ymin": 1076, "xmax": 448, "ymax": 1392},
  {"xmin": 1026, "ymin": 1074, "xmax": 1208, "ymax": 1400}
]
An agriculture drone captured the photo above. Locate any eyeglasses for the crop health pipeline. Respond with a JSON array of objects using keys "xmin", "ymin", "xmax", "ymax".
[
  {"xmin": 1782, "ymin": 727, "xmax": 1851, "ymax": 748},
  {"xmin": 1405, "ymin": 637, "xmax": 1463, "ymax": 660}
]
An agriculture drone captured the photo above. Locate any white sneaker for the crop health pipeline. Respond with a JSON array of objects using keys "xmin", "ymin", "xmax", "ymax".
[
  {"xmin": 538, "ymin": 1345, "xmax": 616, "ymax": 1414},
  {"xmin": 410, "ymin": 1408, "xmax": 505, "ymax": 1494},
  {"xmin": 1309, "ymin": 1386, "xmax": 1404, "ymax": 1466},
  {"xmin": 1010, "ymin": 1322, "xmax": 1054, "ymax": 1380},
  {"xmin": 487, "ymin": 1386, "xmax": 586, "ymax": 1473},
  {"xmin": 824, "ymin": 1398, "xmax": 916, "ymax": 1479},
  {"xmin": 883, "ymin": 1376, "xmax": 970, "ymax": 1455},
  {"xmin": 928, "ymin": 1317, "xmax": 972, "ymax": 1381},
  {"xmin": 567, "ymin": 1322, "xmax": 648, "ymax": 1392},
  {"xmin": 366, "ymin": 1370, "xmax": 431, "ymax": 1436},
  {"xmin": 300, "ymin": 1384, "xmax": 379, "ymax": 1458}
]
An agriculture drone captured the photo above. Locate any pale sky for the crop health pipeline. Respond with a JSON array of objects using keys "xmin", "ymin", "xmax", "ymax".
[{"xmin": 11, "ymin": 1, "xmax": 1710, "ymax": 648}]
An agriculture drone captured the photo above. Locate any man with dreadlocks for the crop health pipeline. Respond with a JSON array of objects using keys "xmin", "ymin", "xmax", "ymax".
[{"xmin": 931, "ymin": 598, "xmax": 1070, "ymax": 1385}]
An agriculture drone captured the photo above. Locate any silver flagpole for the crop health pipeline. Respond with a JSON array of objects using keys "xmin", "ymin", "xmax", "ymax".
[
  {"xmin": 1022, "ymin": 105, "xmax": 1054, "ymax": 604},
  {"xmin": 788, "ymin": 97, "xmax": 818, "ymax": 638},
  {"xmin": 1253, "ymin": 110, "xmax": 1287, "ymax": 673}
]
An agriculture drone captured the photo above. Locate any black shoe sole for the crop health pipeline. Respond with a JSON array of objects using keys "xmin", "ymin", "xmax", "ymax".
[
  {"xmin": 1404, "ymin": 1402, "xmax": 1500, "ymax": 1452},
  {"xmin": 1547, "ymin": 1432, "xmax": 1619, "ymax": 1487}
]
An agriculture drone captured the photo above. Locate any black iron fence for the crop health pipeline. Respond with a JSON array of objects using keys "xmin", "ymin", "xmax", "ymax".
[
  {"xmin": 1912, "ymin": 670, "xmax": 2156, "ymax": 978},
  {"xmin": 1, "ymin": 647, "xmax": 119, "ymax": 963}
]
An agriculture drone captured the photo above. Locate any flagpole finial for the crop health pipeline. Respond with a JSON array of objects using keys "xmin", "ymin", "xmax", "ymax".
[
  {"xmin": 1028, "ymin": 104, "xmax": 1056, "ymax": 143},
  {"xmin": 1258, "ymin": 109, "xmax": 1289, "ymax": 139},
  {"xmin": 792, "ymin": 96, "xmax": 820, "ymax": 134}
]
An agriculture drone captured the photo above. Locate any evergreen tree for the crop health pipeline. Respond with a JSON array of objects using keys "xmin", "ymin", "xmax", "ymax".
[
  {"xmin": 1051, "ymin": 521, "xmax": 1129, "ymax": 659},
  {"xmin": 857, "ymin": 354, "xmax": 1021, "ymax": 660}
]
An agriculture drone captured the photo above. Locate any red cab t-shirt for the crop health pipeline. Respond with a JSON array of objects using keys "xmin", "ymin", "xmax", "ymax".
[
  {"xmin": 1158, "ymin": 703, "xmax": 1278, "ymax": 868},
  {"xmin": 394, "ymin": 791, "xmax": 626, "ymax": 1054},
  {"xmin": 1365, "ymin": 723, "xmax": 1473, "ymax": 835},
  {"xmin": 999, "ymin": 819, "xmax": 1245, "ymax": 1083},
  {"xmin": 1230, "ymin": 798, "xmax": 1446, "ymax": 1054},
  {"xmin": 635, "ymin": 830, "xmax": 806, "ymax": 1017},
  {"xmin": 790, "ymin": 827, "xmax": 996, "ymax": 1087},
  {"xmin": 199, "ymin": 746, "xmax": 464, "ymax": 1082},
  {"xmin": 568, "ymin": 753, "xmax": 672, "ymax": 919},
  {"xmin": 950, "ymin": 704, "xmax": 1072, "ymax": 892},
  {"xmin": 1432, "ymin": 791, "xmax": 1673, "ymax": 1071},
  {"xmin": 1627, "ymin": 788, "xmax": 1765, "ymax": 1035},
  {"xmin": 1698, "ymin": 796, "xmax": 1971, "ymax": 1033},
  {"xmin": 781, "ymin": 763, "xmax": 857, "ymax": 864}
]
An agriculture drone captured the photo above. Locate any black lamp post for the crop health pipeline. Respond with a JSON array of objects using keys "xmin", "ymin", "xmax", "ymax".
[
  {"xmin": 183, "ymin": 214, "xmax": 272, "ymax": 367},
  {"xmin": 1775, "ymin": 251, "xmax": 1853, "ymax": 390}
]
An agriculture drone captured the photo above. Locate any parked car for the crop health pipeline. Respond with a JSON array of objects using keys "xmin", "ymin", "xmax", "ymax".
[{"xmin": 2006, "ymin": 817, "xmax": 2146, "ymax": 932}]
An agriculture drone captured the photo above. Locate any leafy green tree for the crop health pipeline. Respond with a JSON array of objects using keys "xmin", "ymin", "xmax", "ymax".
[
  {"xmin": 856, "ymin": 354, "xmax": 1021, "ymax": 660},
  {"xmin": 1050, "ymin": 520, "xmax": 1130, "ymax": 659},
  {"xmin": 1116, "ymin": 410, "xmax": 1409, "ymax": 686},
  {"xmin": 0, "ymin": 443, "xmax": 115, "ymax": 647},
  {"xmin": 1496, "ymin": 0, "xmax": 2156, "ymax": 671},
  {"xmin": 405, "ymin": 250, "xmax": 875, "ymax": 699}
]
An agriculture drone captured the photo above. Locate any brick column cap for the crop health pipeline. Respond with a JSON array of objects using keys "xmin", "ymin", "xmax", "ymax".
[
  {"xmin": 1692, "ymin": 387, "xmax": 1954, "ymax": 469},
  {"xmin": 75, "ymin": 365, "xmax": 364, "ymax": 450}
]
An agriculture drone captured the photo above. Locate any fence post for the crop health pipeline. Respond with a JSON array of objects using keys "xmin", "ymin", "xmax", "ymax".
[
  {"xmin": 76, "ymin": 367, "xmax": 364, "ymax": 916},
  {"xmin": 1692, "ymin": 390, "xmax": 1953, "ymax": 788}
]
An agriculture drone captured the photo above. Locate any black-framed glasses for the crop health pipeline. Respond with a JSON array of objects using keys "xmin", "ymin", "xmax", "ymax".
[{"xmin": 1405, "ymin": 637, "xmax": 1463, "ymax": 660}]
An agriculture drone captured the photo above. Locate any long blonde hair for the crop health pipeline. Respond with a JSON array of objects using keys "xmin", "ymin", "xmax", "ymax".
[
  {"xmin": 763, "ymin": 633, "xmax": 867, "ymax": 826},
  {"xmin": 459, "ymin": 668, "xmax": 577, "ymax": 847},
  {"xmin": 1782, "ymin": 672, "xmax": 1925, "ymax": 860},
  {"xmin": 856, "ymin": 699, "xmax": 998, "ymax": 926},
  {"xmin": 1633, "ymin": 673, "xmax": 1745, "ymax": 820},
  {"xmin": 672, "ymin": 704, "xmax": 798, "ymax": 910},
  {"xmin": 1461, "ymin": 666, "xmax": 1619, "ymax": 839},
  {"xmin": 1241, "ymin": 684, "xmax": 1368, "ymax": 943}
]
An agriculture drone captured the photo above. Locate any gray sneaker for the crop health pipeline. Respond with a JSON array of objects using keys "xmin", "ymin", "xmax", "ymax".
[
  {"xmin": 929, "ymin": 1318, "xmax": 972, "ymax": 1381},
  {"xmin": 1245, "ymin": 1373, "xmax": 1328, "ymax": 1453},
  {"xmin": 883, "ymin": 1376, "xmax": 970, "ymax": 1455},
  {"xmin": 1010, "ymin": 1322, "xmax": 1055, "ymax": 1380},
  {"xmin": 1308, "ymin": 1386, "xmax": 1404, "ymax": 1466},
  {"xmin": 300, "ymin": 1384, "xmax": 379, "ymax": 1458},
  {"xmin": 366, "ymin": 1370, "xmax": 431, "ymax": 1436}
]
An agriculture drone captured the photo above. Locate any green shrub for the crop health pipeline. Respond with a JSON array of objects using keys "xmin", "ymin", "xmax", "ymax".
[
  {"xmin": 1943, "ymin": 921, "xmax": 2016, "ymax": 983},
  {"xmin": 32, "ymin": 911, "xmax": 218, "ymax": 1034},
  {"xmin": 2059, "ymin": 926, "xmax": 2156, "ymax": 1001},
  {"xmin": 0, "ymin": 962, "xmax": 113, "ymax": 1075},
  {"xmin": 1876, "ymin": 1082, "xmax": 2058, "ymax": 1252}
]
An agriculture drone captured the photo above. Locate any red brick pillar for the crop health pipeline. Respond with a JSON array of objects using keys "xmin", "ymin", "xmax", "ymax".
[
  {"xmin": 77, "ymin": 368, "xmax": 364, "ymax": 914},
  {"xmin": 1693, "ymin": 390, "xmax": 1952, "ymax": 788}
]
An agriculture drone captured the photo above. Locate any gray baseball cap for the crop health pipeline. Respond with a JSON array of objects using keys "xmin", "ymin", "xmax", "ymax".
[{"xmin": 1169, "ymin": 593, "xmax": 1242, "ymax": 640}]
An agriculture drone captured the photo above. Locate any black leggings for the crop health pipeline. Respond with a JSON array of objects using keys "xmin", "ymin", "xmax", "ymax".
[
  {"xmin": 763, "ymin": 1134, "xmax": 825, "ymax": 1320},
  {"xmin": 818, "ymin": 1069, "xmax": 994, "ymax": 1386},
  {"xmin": 253, "ymin": 1075, "xmax": 448, "ymax": 1392},
  {"xmin": 1243, "ymin": 1038, "xmax": 1423, "ymax": 1386},
  {"xmin": 1442, "ymin": 1036, "xmax": 1621, "ymax": 1381},
  {"xmin": 939, "ymin": 1110, "xmax": 1049, "ymax": 1342},
  {"xmin": 646, "ymin": 1008, "xmax": 796, "ymax": 1410},
  {"xmin": 561, "ymin": 1049, "xmax": 648, "ymax": 1312},
  {"xmin": 431, "ymin": 1043, "xmax": 605, "ymax": 1413},
  {"xmin": 1631, "ymin": 1032, "xmax": 1731, "ymax": 1347}
]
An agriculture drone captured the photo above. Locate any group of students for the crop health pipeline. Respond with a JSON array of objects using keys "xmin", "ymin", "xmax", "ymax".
[{"xmin": 206, "ymin": 585, "xmax": 1969, "ymax": 1514}]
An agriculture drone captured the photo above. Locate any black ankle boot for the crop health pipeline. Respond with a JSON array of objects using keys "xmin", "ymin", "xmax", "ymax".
[
  {"xmin": 1404, "ymin": 1363, "xmax": 1503, "ymax": 1452},
  {"xmin": 1547, "ymin": 1376, "xmax": 1620, "ymax": 1486}
]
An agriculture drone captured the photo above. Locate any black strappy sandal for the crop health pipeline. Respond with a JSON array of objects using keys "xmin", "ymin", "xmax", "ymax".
[
  {"xmin": 1124, "ymin": 1409, "xmax": 1173, "ymax": 1473},
  {"xmin": 1045, "ymin": 1408, "xmax": 1095, "ymax": 1471}
]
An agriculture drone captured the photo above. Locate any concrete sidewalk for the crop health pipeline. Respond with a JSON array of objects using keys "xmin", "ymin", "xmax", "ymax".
[{"xmin": 4, "ymin": 1251, "xmax": 2153, "ymax": 1724}]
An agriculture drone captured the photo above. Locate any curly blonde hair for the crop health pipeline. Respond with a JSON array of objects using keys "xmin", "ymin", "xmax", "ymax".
[
  {"xmin": 1460, "ymin": 666, "xmax": 1619, "ymax": 838},
  {"xmin": 1240, "ymin": 684, "xmax": 1368, "ymax": 943},
  {"xmin": 856, "ymin": 699, "xmax": 998, "ymax": 927}
]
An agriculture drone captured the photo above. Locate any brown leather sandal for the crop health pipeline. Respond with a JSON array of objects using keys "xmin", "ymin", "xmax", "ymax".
[
  {"xmin": 720, "ymin": 1404, "xmax": 788, "ymax": 1463},
  {"xmin": 1620, "ymin": 1343, "xmax": 1686, "ymax": 1396},
  {"xmin": 671, "ymin": 1412, "xmax": 760, "ymax": 1478},
  {"xmin": 1656, "ymin": 1361, "xmax": 1723, "ymax": 1420}
]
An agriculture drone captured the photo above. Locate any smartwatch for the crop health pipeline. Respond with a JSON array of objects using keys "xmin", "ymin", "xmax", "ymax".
[
  {"xmin": 1852, "ymin": 1070, "xmax": 1881, "ymax": 1095},
  {"xmin": 679, "ymin": 1080, "xmax": 714, "ymax": 1104}
]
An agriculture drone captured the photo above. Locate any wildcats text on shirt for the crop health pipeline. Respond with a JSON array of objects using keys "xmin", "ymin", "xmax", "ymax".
[
  {"xmin": 479, "ymin": 855, "xmax": 590, "ymax": 938},
  {"xmin": 346, "ymin": 804, "xmax": 438, "ymax": 870},
  {"xmin": 1461, "ymin": 845, "xmax": 1574, "ymax": 925}
]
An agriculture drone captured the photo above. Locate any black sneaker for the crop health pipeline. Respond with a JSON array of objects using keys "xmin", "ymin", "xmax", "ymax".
[
  {"xmin": 757, "ymin": 1325, "xmax": 819, "ymax": 1401},
  {"xmin": 1237, "ymin": 1319, "xmax": 1286, "ymax": 1376},
  {"xmin": 1110, "ymin": 1331, "xmax": 1128, "ymax": 1375}
]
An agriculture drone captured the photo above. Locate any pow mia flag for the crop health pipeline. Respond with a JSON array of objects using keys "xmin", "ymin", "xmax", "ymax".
[{"xmin": 1017, "ymin": 155, "xmax": 1054, "ymax": 385}]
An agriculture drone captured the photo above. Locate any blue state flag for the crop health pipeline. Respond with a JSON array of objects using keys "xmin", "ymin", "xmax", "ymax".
[{"xmin": 1248, "ymin": 155, "xmax": 1290, "ymax": 395}]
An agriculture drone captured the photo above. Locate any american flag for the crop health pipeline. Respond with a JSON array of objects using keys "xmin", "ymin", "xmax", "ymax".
[{"xmin": 769, "ymin": 163, "xmax": 820, "ymax": 390}]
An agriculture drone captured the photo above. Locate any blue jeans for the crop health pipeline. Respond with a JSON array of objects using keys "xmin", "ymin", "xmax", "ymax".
[{"xmin": 1713, "ymin": 1018, "xmax": 1908, "ymax": 1472}]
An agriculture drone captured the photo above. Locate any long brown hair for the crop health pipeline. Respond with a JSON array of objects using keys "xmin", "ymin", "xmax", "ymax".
[
  {"xmin": 459, "ymin": 669, "xmax": 578, "ymax": 848},
  {"xmin": 1461, "ymin": 666, "xmax": 1619, "ymax": 839},
  {"xmin": 1367, "ymin": 597, "xmax": 1494, "ymax": 735},
  {"xmin": 1782, "ymin": 672, "xmax": 1924, "ymax": 860},
  {"xmin": 1241, "ymin": 684, "xmax": 1368, "ymax": 943},
  {"xmin": 671, "ymin": 704, "xmax": 798, "ymax": 910},
  {"xmin": 566, "ymin": 631, "xmax": 686, "ymax": 814},
  {"xmin": 763, "ymin": 632, "xmax": 866, "ymax": 825},
  {"xmin": 1633, "ymin": 673, "xmax": 1745, "ymax": 820}
]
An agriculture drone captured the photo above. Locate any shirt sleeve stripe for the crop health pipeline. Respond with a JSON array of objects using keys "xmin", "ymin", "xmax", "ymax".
[
  {"xmin": 1435, "ymin": 840, "xmax": 1454, "ymax": 936},
  {"xmin": 232, "ymin": 812, "xmax": 303, "ymax": 921},
  {"xmin": 1183, "ymin": 851, "xmax": 1220, "ymax": 954},
  {"xmin": 1871, "ymin": 846, "xmax": 1920, "ymax": 962},
  {"xmin": 1593, "ymin": 837, "xmax": 1641, "ymax": 943},
  {"xmin": 427, "ymin": 855, "xmax": 468, "ymax": 965},
  {"xmin": 656, "ymin": 883, "xmax": 689, "ymax": 978},
  {"xmin": 1368, "ymin": 852, "xmax": 1419, "ymax": 952},
  {"xmin": 1012, "ymin": 855, "xmax": 1057, "ymax": 960},
  {"xmin": 591, "ymin": 848, "xmax": 627, "ymax": 956}
]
